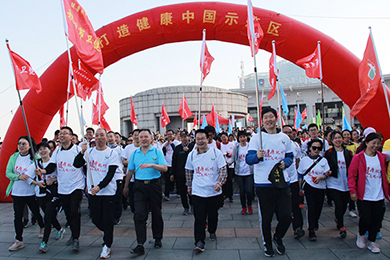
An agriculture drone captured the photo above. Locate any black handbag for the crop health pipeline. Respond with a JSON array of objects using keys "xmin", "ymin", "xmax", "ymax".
[{"xmin": 268, "ymin": 162, "xmax": 288, "ymax": 189}]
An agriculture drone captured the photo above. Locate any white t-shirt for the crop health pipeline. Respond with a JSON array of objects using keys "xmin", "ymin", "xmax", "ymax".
[
  {"xmin": 248, "ymin": 132, "xmax": 292, "ymax": 185},
  {"xmin": 208, "ymin": 140, "xmax": 218, "ymax": 149},
  {"xmin": 11, "ymin": 154, "xmax": 35, "ymax": 197},
  {"xmin": 326, "ymin": 151, "xmax": 349, "ymax": 192},
  {"xmin": 221, "ymin": 142, "xmax": 235, "ymax": 168},
  {"xmin": 363, "ymin": 154, "xmax": 384, "ymax": 201},
  {"xmin": 286, "ymin": 140, "xmax": 301, "ymax": 183},
  {"xmin": 185, "ymin": 147, "xmax": 226, "ymax": 198},
  {"xmin": 237, "ymin": 144, "xmax": 251, "ymax": 176},
  {"xmin": 123, "ymin": 144, "xmax": 140, "ymax": 182},
  {"xmin": 49, "ymin": 144, "xmax": 85, "ymax": 195},
  {"xmin": 84, "ymin": 147, "xmax": 119, "ymax": 196},
  {"xmin": 163, "ymin": 140, "xmax": 181, "ymax": 167},
  {"xmin": 110, "ymin": 145, "xmax": 124, "ymax": 180},
  {"xmin": 298, "ymin": 156, "xmax": 330, "ymax": 190},
  {"xmin": 33, "ymin": 161, "xmax": 57, "ymax": 197},
  {"xmin": 302, "ymin": 137, "xmax": 330, "ymax": 157}
]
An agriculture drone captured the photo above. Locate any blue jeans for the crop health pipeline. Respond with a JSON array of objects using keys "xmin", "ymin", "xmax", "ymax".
[{"xmin": 236, "ymin": 175, "xmax": 254, "ymax": 208}]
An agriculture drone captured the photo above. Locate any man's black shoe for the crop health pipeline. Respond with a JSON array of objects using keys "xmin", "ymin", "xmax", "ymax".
[
  {"xmin": 209, "ymin": 233, "xmax": 217, "ymax": 241},
  {"xmin": 194, "ymin": 241, "xmax": 205, "ymax": 252},
  {"xmin": 308, "ymin": 230, "xmax": 317, "ymax": 242},
  {"xmin": 273, "ymin": 235, "xmax": 285, "ymax": 255},
  {"xmin": 154, "ymin": 239, "xmax": 162, "ymax": 249},
  {"xmin": 294, "ymin": 228, "xmax": 305, "ymax": 239},
  {"xmin": 130, "ymin": 245, "xmax": 145, "ymax": 255},
  {"xmin": 66, "ymin": 237, "xmax": 73, "ymax": 246},
  {"xmin": 263, "ymin": 243, "xmax": 275, "ymax": 257},
  {"xmin": 72, "ymin": 239, "xmax": 79, "ymax": 252}
]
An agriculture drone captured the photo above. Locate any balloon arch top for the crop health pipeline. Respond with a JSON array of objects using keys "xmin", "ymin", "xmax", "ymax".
[{"xmin": 1, "ymin": 2, "xmax": 389, "ymax": 201}]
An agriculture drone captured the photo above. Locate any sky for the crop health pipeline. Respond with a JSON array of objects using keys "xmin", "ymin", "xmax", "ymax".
[{"xmin": 0, "ymin": 0, "xmax": 389, "ymax": 140}]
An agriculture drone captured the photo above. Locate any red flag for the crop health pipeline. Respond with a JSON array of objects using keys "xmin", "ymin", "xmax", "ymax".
[
  {"xmin": 193, "ymin": 112, "xmax": 198, "ymax": 126},
  {"xmin": 6, "ymin": 43, "xmax": 42, "ymax": 93},
  {"xmin": 161, "ymin": 103, "xmax": 170, "ymax": 128},
  {"xmin": 179, "ymin": 94, "xmax": 193, "ymax": 120},
  {"xmin": 248, "ymin": 114, "xmax": 254, "ymax": 122},
  {"xmin": 130, "ymin": 97, "xmax": 138, "ymax": 126},
  {"xmin": 69, "ymin": 62, "xmax": 99, "ymax": 101},
  {"xmin": 96, "ymin": 87, "xmax": 109, "ymax": 117},
  {"xmin": 296, "ymin": 44, "xmax": 322, "ymax": 79},
  {"xmin": 247, "ymin": 0, "xmax": 263, "ymax": 57},
  {"xmin": 92, "ymin": 102, "xmax": 99, "ymax": 125},
  {"xmin": 268, "ymin": 52, "xmax": 277, "ymax": 100},
  {"xmin": 350, "ymin": 33, "xmax": 382, "ymax": 118},
  {"xmin": 59, "ymin": 105, "xmax": 66, "ymax": 127},
  {"xmin": 200, "ymin": 42, "xmax": 214, "ymax": 83},
  {"xmin": 302, "ymin": 108, "xmax": 307, "ymax": 120},
  {"xmin": 62, "ymin": 0, "xmax": 104, "ymax": 74},
  {"xmin": 100, "ymin": 115, "xmax": 111, "ymax": 131}
]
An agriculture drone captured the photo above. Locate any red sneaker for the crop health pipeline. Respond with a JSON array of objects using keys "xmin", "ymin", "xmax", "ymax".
[
  {"xmin": 241, "ymin": 207, "xmax": 247, "ymax": 215},
  {"xmin": 247, "ymin": 205, "xmax": 253, "ymax": 215}
]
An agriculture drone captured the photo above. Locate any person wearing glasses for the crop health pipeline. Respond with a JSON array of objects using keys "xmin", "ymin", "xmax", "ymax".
[
  {"xmin": 298, "ymin": 139, "xmax": 331, "ymax": 241},
  {"xmin": 6, "ymin": 136, "xmax": 44, "ymax": 251}
]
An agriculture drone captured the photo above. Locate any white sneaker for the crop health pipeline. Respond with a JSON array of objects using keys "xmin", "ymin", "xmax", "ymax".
[
  {"xmin": 356, "ymin": 234, "xmax": 367, "ymax": 249},
  {"xmin": 100, "ymin": 244, "xmax": 111, "ymax": 259},
  {"xmin": 9, "ymin": 240, "xmax": 24, "ymax": 251},
  {"xmin": 349, "ymin": 211, "xmax": 357, "ymax": 218},
  {"xmin": 368, "ymin": 242, "xmax": 380, "ymax": 254}
]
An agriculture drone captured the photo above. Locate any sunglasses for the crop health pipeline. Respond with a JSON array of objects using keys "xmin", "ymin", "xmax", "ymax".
[{"xmin": 311, "ymin": 146, "xmax": 321, "ymax": 151}]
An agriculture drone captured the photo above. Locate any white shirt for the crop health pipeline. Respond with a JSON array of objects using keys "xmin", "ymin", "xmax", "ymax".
[
  {"xmin": 109, "ymin": 145, "xmax": 124, "ymax": 180},
  {"xmin": 163, "ymin": 140, "xmax": 181, "ymax": 167},
  {"xmin": 298, "ymin": 156, "xmax": 330, "ymax": 190},
  {"xmin": 326, "ymin": 151, "xmax": 349, "ymax": 192},
  {"xmin": 84, "ymin": 147, "xmax": 119, "ymax": 196},
  {"xmin": 49, "ymin": 144, "xmax": 85, "ymax": 195},
  {"xmin": 286, "ymin": 140, "xmax": 301, "ymax": 183},
  {"xmin": 363, "ymin": 154, "xmax": 384, "ymax": 201},
  {"xmin": 237, "ymin": 144, "xmax": 251, "ymax": 176},
  {"xmin": 221, "ymin": 142, "xmax": 235, "ymax": 168},
  {"xmin": 207, "ymin": 140, "xmax": 218, "ymax": 149},
  {"xmin": 185, "ymin": 147, "xmax": 226, "ymax": 198},
  {"xmin": 11, "ymin": 154, "xmax": 35, "ymax": 197},
  {"xmin": 248, "ymin": 132, "xmax": 292, "ymax": 186},
  {"xmin": 33, "ymin": 161, "xmax": 57, "ymax": 197},
  {"xmin": 302, "ymin": 137, "xmax": 330, "ymax": 157},
  {"xmin": 123, "ymin": 144, "xmax": 140, "ymax": 182}
]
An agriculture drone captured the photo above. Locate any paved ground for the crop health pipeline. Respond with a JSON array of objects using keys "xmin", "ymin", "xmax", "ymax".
[{"xmin": 0, "ymin": 195, "xmax": 390, "ymax": 260}]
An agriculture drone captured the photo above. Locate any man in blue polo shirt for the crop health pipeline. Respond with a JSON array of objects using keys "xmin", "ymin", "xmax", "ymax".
[{"xmin": 126, "ymin": 129, "xmax": 167, "ymax": 256}]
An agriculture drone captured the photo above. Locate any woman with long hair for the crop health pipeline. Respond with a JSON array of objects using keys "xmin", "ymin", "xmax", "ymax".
[
  {"xmin": 298, "ymin": 139, "xmax": 331, "ymax": 241},
  {"xmin": 342, "ymin": 130, "xmax": 358, "ymax": 155},
  {"xmin": 6, "ymin": 136, "xmax": 44, "ymax": 251},
  {"xmin": 325, "ymin": 131, "xmax": 353, "ymax": 238},
  {"xmin": 348, "ymin": 133, "xmax": 389, "ymax": 254}
]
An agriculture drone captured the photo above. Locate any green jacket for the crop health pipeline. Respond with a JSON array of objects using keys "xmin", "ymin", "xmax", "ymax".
[{"xmin": 5, "ymin": 152, "xmax": 38, "ymax": 197}]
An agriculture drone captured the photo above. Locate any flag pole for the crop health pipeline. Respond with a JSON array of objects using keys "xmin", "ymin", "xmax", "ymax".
[
  {"xmin": 318, "ymin": 41, "xmax": 325, "ymax": 132},
  {"xmin": 60, "ymin": 0, "xmax": 93, "ymax": 187},
  {"xmin": 369, "ymin": 27, "xmax": 390, "ymax": 119},
  {"xmin": 98, "ymin": 74, "xmax": 102, "ymax": 127},
  {"xmin": 272, "ymin": 40, "xmax": 282, "ymax": 128},
  {"xmin": 78, "ymin": 59, "xmax": 86, "ymax": 127},
  {"xmin": 198, "ymin": 29, "xmax": 206, "ymax": 129},
  {"xmin": 182, "ymin": 92, "xmax": 185, "ymax": 130},
  {"xmin": 65, "ymin": 62, "xmax": 71, "ymax": 125},
  {"xmin": 5, "ymin": 39, "xmax": 38, "ymax": 170}
]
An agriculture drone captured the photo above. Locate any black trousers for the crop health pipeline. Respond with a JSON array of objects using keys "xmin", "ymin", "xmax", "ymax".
[
  {"xmin": 128, "ymin": 182, "xmax": 135, "ymax": 213},
  {"xmin": 290, "ymin": 182, "xmax": 304, "ymax": 230},
  {"xmin": 12, "ymin": 195, "xmax": 44, "ymax": 241},
  {"xmin": 192, "ymin": 194, "xmax": 222, "ymax": 244},
  {"xmin": 114, "ymin": 179, "xmax": 123, "ymax": 220},
  {"xmin": 176, "ymin": 176, "xmax": 191, "ymax": 209},
  {"xmin": 89, "ymin": 195, "xmax": 115, "ymax": 247},
  {"xmin": 164, "ymin": 167, "xmax": 174, "ymax": 197},
  {"xmin": 42, "ymin": 195, "xmax": 62, "ymax": 243},
  {"xmin": 327, "ymin": 189, "xmax": 349, "ymax": 229},
  {"xmin": 223, "ymin": 168, "xmax": 234, "ymax": 200},
  {"xmin": 236, "ymin": 175, "xmax": 253, "ymax": 208},
  {"xmin": 133, "ymin": 180, "xmax": 164, "ymax": 245},
  {"xmin": 59, "ymin": 189, "xmax": 83, "ymax": 239},
  {"xmin": 256, "ymin": 187, "xmax": 292, "ymax": 245},
  {"xmin": 304, "ymin": 184, "xmax": 325, "ymax": 231},
  {"xmin": 357, "ymin": 199, "xmax": 385, "ymax": 242}
]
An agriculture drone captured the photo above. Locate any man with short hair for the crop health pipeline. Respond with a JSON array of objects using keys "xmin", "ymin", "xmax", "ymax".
[
  {"xmin": 220, "ymin": 132, "xmax": 235, "ymax": 202},
  {"xmin": 71, "ymin": 134, "xmax": 79, "ymax": 145},
  {"xmin": 114, "ymin": 132, "xmax": 122, "ymax": 147},
  {"xmin": 162, "ymin": 129, "xmax": 181, "ymax": 201},
  {"xmin": 204, "ymin": 125, "xmax": 221, "ymax": 149},
  {"xmin": 85, "ymin": 127, "xmax": 95, "ymax": 143},
  {"xmin": 107, "ymin": 131, "xmax": 125, "ymax": 224},
  {"xmin": 185, "ymin": 129, "xmax": 227, "ymax": 252},
  {"xmin": 246, "ymin": 107, "xmax": 294, "ymax": 257},
  {"xmin": 282, "ymin": 125, "xmax": 305, "ymax": 239},
  {"xmin": 74, "ymin": 128, "xmax": 119, "ymax": 259},
  {"xmin": 37, "ymin": 126, "xmax": 84, "ymax": 252},
  {"xmin": 127, "ymin": 129, "xmax": 167, "ymax": 256},
  {"xmin": 301, "ymin": 123, "xmax": 330, "ymax": 156}
]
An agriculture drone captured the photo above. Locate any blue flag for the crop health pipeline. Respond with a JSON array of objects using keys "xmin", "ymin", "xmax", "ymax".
[
  {"xmin": 228, "ymin": 121, "xmax": 232, "ymax": 134},
  {"xmin": 295, "ymin": 104, "xmax": 302, "ymax": 129},
  {"xmin": 342, "ymin": 108, "xmax": 352, "ymax": 131},
  {"xmin": 215, "ymin": 116, "xmax": 221, "ymax": 133},
  {"xmin": 280, "ymin": 83, "xmax": 288, "ymax": 115},
  {"xmin": 201, "ymin": 115, "xmax": 208, "ymax": 129}
]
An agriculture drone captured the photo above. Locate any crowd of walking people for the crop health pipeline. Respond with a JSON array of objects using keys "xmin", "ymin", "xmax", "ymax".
[{"xmin": 5, "ymin": 107, "xmax": 390, "ymax": 258}]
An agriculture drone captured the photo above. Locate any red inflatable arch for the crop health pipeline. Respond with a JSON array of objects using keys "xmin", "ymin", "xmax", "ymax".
[{"xmin": 1, "ymin": 2, "xmax": 389, "ymax": 201}]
